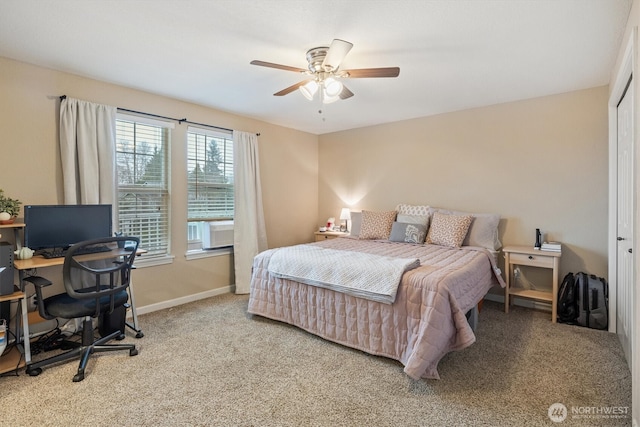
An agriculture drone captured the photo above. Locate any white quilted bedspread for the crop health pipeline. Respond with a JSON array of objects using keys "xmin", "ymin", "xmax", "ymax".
[
  {"xmin": 248, "ymin": 238, "xmax": 505, "ymax": 380},
  {"xmin": 267, "ymin": 244, "xmax": 420, "ymax": 304}
]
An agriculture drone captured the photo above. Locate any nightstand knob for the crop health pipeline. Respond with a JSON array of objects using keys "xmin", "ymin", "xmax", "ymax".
[{"xmin": 528, "ymin": 255, "xmax": 533, "ymax": 260}]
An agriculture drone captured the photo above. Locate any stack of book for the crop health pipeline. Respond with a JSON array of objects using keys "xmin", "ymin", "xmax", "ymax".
[{"xmin": 541, "ymin": 241, "xmax": 562, "ymax": 252}]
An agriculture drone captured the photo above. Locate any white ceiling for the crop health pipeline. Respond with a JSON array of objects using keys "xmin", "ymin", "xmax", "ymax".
[{"xmin": 0, "ymin": 0, "xmax": 632, "ymax": 135}]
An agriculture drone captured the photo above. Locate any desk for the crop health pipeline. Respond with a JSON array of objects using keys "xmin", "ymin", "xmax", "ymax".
[{"xmin": 14, "ymin": 247, "xmax": 145, "ymax": 359}]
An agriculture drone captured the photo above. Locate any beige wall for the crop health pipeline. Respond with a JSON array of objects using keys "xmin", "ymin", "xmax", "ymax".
[
  {"xmin": 0, "ymin": 56, "xmax": 611, "ymax": 305},
  {"xmin": 318, "ymin": 86, "xmax": 610, "ymax": 284},
  {"xmin": 0, "ymin": 56, "xmax": 318, "ymax": 307}
]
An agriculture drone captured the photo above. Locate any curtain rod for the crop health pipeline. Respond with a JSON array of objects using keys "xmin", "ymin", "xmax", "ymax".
[{"xmin": 59, "ymin": 95, "xmax": 260, "ymax": 136}]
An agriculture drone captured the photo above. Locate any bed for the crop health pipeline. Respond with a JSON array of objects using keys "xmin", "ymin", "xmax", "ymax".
[{"xmin": 247, "ymin": 204, "xmax": 505, "ymax": 380}]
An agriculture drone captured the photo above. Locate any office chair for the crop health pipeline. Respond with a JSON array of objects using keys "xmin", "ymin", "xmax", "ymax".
[{"xmin": 23, "ymin": 236, "xmax": 140, "ymax": 382}]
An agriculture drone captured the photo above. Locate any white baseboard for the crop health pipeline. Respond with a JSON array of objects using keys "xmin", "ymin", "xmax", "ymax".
[
  {"xmin": 131, "ymin": 285, "xmax": 235, "ymax": 317},
  {"xmin": 484, "ymin": 293, "xmax": 552, "ymax": 312}
]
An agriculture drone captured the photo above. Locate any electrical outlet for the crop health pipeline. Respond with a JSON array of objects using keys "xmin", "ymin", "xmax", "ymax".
[{"xmin": 27, "ymin": 294, "xmax": 37, "ymax": 311}]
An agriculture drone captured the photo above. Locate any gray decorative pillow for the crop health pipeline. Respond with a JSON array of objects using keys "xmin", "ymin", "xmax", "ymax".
[{"xmin": 389, "ymin": 222, "xmax": 427, "ymax": 244}]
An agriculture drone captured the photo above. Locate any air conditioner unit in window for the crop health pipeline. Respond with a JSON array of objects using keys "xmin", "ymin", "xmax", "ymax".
[{"xmin": 203, "ymin": 220, "xmax": 234, "ymax": 249}]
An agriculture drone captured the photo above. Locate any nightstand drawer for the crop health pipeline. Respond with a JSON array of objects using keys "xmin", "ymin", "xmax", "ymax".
[
  {"xmin": 509, "ymin": 252, "xmax": 555, "ymax": 268},
  {"xmin": 315, "ymin": 234, "xmax": 334, "ymax": 241},
  {"xmin": 314, "ymin": 231, "xmax": 348, "ymax": 242}
]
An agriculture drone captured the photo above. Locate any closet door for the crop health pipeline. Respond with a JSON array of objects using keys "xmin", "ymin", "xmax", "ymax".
[{"xmin": 616, "ymin": 76, "xmax": 633, "ymax": 369}]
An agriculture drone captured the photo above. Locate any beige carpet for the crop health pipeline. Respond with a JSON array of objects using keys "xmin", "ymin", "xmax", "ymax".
[{"xmin": 1, "ymin": 294, "xmax": 632, "ymax": 426}]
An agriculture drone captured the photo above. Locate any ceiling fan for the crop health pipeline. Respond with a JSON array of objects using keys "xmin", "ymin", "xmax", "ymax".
[{"xmin": 250, "ymin": 39, "xmax": 400, "ymax": 104}]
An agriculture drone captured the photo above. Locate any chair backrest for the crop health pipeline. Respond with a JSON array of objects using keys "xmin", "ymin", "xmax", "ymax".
[{"xmin": 62, "ymin": 236, "xmax": 140, "ymax": 318}]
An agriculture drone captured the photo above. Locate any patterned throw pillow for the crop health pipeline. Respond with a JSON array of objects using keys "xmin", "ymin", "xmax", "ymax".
[
  {"xmin": 434, "ymin": 208, "xmax": 501, "ymax": 250},
  {"xmin": 358, "ymin": 210, "xmax": 397, "ymax": 240},
  {"xmin": 426, "ymin": 212, "xmax": 473, "ymax": 248},
  {"xmin": 396, "ymin": 204, "xmax": 430, "ymax": 216}
]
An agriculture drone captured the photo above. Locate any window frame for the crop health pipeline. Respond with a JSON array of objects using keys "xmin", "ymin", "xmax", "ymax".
[
  {"xmin": 115, "ymin": 113, "xmax": 174, "ymax": 267},
  {"xmin": 186, "ymin": 126, "xmax": 235, "ymax": 256}
]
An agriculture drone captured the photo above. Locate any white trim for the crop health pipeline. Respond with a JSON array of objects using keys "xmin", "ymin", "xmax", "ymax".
[
  {"xmin": 484, "ymin": 293, "xmax": 552, "ymax": 312},
  {"xmin": 609, "ymin": 26, "xmax": 638, "ymax": 427},
  {"xmin": 609, "ymin": 28, "xmax": 635, "ymax": 335},
  {"xmin": 185, "ymin": 247, "xmax": 233, "ymax": 261},
  {"xmin": 117, "ymin": 112, "xmax": 176, "ymax": 129},
  {"xmin": 131, "ymin": 286, "xmax": 234, "ymax": 316},
  {"xmin": 133, "ymin": 254, "xmax": 175, "ymax": 268}
]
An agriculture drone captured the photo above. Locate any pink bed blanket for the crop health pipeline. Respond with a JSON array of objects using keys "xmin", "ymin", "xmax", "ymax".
[{"xmin": 247, "ymin": 238, "xmax": 505, "ymax": 380}]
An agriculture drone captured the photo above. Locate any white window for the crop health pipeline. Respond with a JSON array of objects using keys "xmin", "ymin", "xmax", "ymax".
[
  {"xmin": 186, "ymin": 126, "xmax": 234, "ymax": 251},
  {"xmin": 116, "ymin": 114, "xmax": 173, "ymax": 259}
]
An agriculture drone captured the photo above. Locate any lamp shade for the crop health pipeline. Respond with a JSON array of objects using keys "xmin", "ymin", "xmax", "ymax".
[
  {"xmin": 299, "ymin": 80, "xmax": 318, "ymax": 100},
  {"xmin": 322, "ymin": 89, "xmax": 340, "ymax": 104},
  {"xmin": 324, "ymin": 77, "xmax": 343, "ymax": 97},
  {"xmin": 340, "ymin": 208, "xmax": 351, "ymax": 220}
]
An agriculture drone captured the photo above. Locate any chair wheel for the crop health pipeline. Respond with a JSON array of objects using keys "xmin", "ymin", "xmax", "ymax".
[
  {"xmin": 116, "ymin": 333, "xmax": 125, "ymax": 341},
  {"xmin": 135, "ymin": 331, "xmax": 144, "ymax": 338},
  {"xmin": 73, "ymin": 372, "xmax": 85, "ymax": 382},
  {"xmin": 130, "ymin": 348, "xmax": 138, "ymax": 356},
  {"xmin": 26, "ymin": 366, "xmax": 42, "ymax": 377}
]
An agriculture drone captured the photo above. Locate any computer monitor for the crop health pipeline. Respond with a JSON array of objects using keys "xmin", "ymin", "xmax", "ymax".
[{"xmin": 24, "ymin": 204, "xmax": 113, "ymax": 250}]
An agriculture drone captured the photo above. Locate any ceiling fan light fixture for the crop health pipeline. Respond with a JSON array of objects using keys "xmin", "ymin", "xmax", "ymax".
[
  {"xmin": 322, "ymin": 89, "xmax": 340, "ymax": 104},
  {"xmin": 324, "ymin": 77, "xmax": 343, "ymax": 98},
  {"xmin": 299, "ymin": 80, "xmax": 318, "ymax": 100},
  {"xmin": 251, "ymin": 38, "xmax": 400, "ymax": 102}
]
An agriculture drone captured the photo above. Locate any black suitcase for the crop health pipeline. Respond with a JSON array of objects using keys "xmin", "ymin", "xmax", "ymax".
[{"xmin": 575, "ymin": 272, "xmax": 608, "ymax": 330}]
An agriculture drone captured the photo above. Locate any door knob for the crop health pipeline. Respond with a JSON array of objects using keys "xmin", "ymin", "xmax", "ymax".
[{"xmin": 617, "ymin": 237, "xmax": 625, "ymax": 241}]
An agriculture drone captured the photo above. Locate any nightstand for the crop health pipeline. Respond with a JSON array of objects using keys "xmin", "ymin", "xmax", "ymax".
[
  {"xmin": 314, "ymin": 231, "xmax": 348, "ymax": 242},
  {"xmin": 503, "ymin": 245, "xmax": 561, "ymax": 323}
]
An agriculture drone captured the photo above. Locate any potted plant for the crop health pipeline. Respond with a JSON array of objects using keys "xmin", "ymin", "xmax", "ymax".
[{"xmin": 0, "ymin": 189, "xmax": 21, "ymax": 224}]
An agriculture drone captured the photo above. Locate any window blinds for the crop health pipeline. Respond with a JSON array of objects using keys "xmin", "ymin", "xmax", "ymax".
[
  {"xmin": 116, "ymin": 116, "xmax": 171, "ymax": 256},
  {"xmin": 186, "ymin": 126, "xmax": 234, "ymax": 221}
]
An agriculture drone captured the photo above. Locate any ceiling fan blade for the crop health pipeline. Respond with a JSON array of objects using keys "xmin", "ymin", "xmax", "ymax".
[
  {"xmin": 250, "ymin": 60, "xmax": 307, "ymax": 73},
  {"xmin": 273, "ymin": 80, "xmax": 313, "ymax": 96},
  {"xmin": 322, "ymin": 39, "xmax": 353, "ymax": 71},
  {"xmin": 339, "ymin": 85, "xmax": 354, "ymax": 100},
  {"xmin": 344, "ymin": 67, "xmax": 400, "ymax": 78}
]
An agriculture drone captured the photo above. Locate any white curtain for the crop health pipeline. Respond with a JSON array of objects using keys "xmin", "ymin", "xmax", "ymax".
[
  {"xmin": 233, "ymin": 131, "xmax": 267, "ymax": 294},
  {"xmin": 59, "ymin": 97, "xmax": 117, "ymax": 206}
]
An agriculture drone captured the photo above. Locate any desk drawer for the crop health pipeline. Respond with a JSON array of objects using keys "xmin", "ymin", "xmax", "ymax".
[{"xmin": 509, "ymin": 252, "xmax": 554, "ymax": 268}]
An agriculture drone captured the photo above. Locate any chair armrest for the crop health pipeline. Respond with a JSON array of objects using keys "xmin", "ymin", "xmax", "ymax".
[
  {"xmin": 21, "ymin": 276, "xmax": 55, "ymax": 321},
  {"xmin": 22, "ymin": 276, "xmax": 53, "ymax": 289}
]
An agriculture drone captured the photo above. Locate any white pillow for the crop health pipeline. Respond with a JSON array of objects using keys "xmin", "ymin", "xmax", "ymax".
[
  {"xmin": 396, "ymin": 213, "xmax": 430, "ymax": 228},
  {"xmin": 350, "ymin": 211, "xmax": 362, "ymax": 237}
]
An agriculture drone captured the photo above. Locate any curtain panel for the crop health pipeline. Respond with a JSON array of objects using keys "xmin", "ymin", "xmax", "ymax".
[
  {"xmin": 233, "ymin": 131, "xmax": 267, "ymax": 294},
  {"xmin": 59, "ymin": 97, "xmax": 117, "ymax": 206}
]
